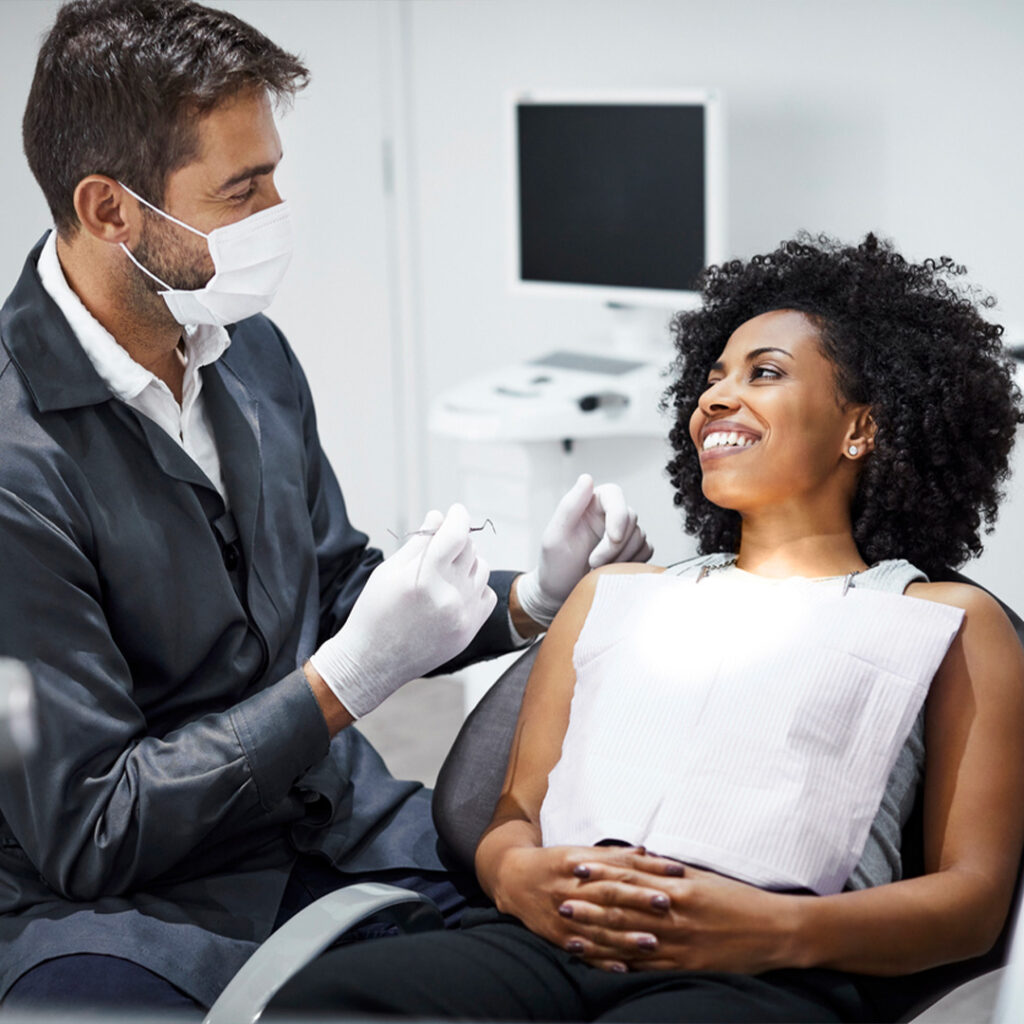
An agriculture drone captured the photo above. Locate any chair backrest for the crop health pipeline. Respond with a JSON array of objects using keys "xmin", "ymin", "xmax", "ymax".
[
  {"xmin": 431, "ymin": 570, "xmax": 1024, "ymax": 1019},
  {"xmin": 432, "ymin": 643, "xmax": 539, "ymax": 868}
]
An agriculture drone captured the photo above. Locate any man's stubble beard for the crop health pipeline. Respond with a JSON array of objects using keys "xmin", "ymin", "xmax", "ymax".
[{"xmin": 123, "ymin": 208, "xmax": 213, "ymax": 325}]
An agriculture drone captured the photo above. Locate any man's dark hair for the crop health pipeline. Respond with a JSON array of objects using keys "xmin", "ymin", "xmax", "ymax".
[
  {"xmin": 663, "ymin": 232, "xmax": 1024, "ymax": 578},
  {"xmin": 23, "ymin": 0, "xmax": 309, "ymax": 236}
]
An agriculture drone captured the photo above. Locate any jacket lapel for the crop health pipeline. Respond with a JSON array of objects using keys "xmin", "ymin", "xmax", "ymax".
[
  {"xmin": 114, "ymin": 402, "xmax": 220, "ymax": 494},
  {"xmin": 201, "ymin": 358, "xmax": 262, "ymax": 574}
]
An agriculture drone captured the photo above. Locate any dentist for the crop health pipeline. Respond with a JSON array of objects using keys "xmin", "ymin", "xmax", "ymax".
[{"xmin": 0, "ymin": 0, "xmax": 650, "ymax": 1014}]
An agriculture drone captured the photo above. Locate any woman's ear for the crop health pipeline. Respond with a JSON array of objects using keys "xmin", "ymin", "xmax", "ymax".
[
  {"xmin": 72, "ymin": 175, "xmax": 133, "ymax": 244},
  {"xmin": 844, "ymin": 407, "xmax": 876, "ymax": 460}
]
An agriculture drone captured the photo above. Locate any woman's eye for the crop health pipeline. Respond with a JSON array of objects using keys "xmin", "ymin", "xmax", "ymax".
[{"xmin": 751, "ymin": 365, "xmax": 782, "ymax": 381}]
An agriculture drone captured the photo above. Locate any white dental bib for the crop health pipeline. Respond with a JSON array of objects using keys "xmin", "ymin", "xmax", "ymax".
[{"xmin": 539, "ymin": 567, "xmax": 964, "ymax": 894}]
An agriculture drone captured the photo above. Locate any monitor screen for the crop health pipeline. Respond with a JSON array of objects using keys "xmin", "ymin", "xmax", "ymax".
[{"xmin": 511, "ymin": 91, "xmax": 725, "ymax": 309}]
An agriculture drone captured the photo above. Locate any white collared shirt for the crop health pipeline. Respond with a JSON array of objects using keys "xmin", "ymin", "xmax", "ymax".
[{"xmin": 36, "ymin": 230, "xmax": 230, "ymax": 503}]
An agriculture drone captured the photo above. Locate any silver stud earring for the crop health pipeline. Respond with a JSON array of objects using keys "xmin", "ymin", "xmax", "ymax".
[{"xmin": 848, "ymin": 445, "xmax": 858, "ymax": 456}]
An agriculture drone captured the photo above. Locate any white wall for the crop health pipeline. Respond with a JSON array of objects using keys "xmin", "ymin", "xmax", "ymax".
[
  {"xmin": 401, "ymin": 0, "xmax": 1024, "ymax": 585},
  {"xmin": 2, "ymin": 0, "xmax": 1023, "ymax": 603},
  {"xmin": 1, "ymin": 6, "xmax": 53, "ymax": 279}
]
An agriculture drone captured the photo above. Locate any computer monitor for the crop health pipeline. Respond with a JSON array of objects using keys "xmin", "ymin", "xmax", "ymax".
[{"xmin": 510, "ymin": 90, "xmax": 726, "ymax": 311}]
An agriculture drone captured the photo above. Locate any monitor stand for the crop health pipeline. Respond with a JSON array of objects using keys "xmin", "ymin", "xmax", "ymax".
[{"xmin": 604, "ymin": 301, "xmax": 677, "ymax": 359}]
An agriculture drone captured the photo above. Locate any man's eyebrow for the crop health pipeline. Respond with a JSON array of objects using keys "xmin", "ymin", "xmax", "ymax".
[
  {"xmin": 216, "ymin": 162, "xmax": 278, "ymax": 192},
  {"xmin": 708, "ymin": 346, "xmax": 793, "ymax": 374}
]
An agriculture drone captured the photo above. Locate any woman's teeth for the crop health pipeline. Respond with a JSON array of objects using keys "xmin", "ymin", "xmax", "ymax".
[{"xmin": 702, "ymin": 431, "xmax": 759, "ymax": 451}]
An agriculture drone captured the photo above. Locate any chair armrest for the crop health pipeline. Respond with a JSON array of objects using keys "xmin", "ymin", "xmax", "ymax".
[
  {"xmin": 904, "ymin": 966, "xmax": 1006, "ymax": 1023},
  {"xmin": 203, "ymin": 881, "xmax": 443, "ymax": 1024}
]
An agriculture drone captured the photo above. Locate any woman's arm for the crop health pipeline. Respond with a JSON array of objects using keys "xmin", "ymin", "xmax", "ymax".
[
  {"xmin": 559, "ymin": 581, "xmax": 1024, "ymax": 975},
  {"xmin": 475, "ymin": 563, "xmax": 683, "ymax": 962}
]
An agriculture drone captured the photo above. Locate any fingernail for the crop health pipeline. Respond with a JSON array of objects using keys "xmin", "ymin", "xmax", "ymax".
[
  {"xmin": 637, "ymin": 935, "xmax": 658, "ymax": 951},
  {"xmin": 573, "ymin": 864, "xmax": 591, "ymax": 879},
  {"xmin": 558, "ymin": 904, "xmax": 573, "ymax": 918},
  {"xmin": 566, "ymin": 939, "xmax": 584, "ymax": 954},
  {"xmin": 610, "ymin": 963, "xmax": 628, "ymax": 974},
  {"xmin": 665, "ymin": 863, "xmax": 685, "ymax": 877},
  {"xmin": 650, "ymin": 893, "xmax": 670, "ymax": 910}
]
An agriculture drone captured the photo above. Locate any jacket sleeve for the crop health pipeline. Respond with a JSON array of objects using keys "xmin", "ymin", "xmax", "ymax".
[
  {"xmin": 0, "ymin": 483, "xmax": 332, "ymax": 902},
  {"xmin": 0, "ymin": 321, "xmax": 516, "ymax": 902}
]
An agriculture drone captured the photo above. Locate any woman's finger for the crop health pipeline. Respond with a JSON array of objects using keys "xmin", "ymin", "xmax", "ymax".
[
  {"xmin": 582, "ymin": 958, "xmax": 630, "ymax": 974},
  {"xmin": 569, "ymin": 849, "xmax": 685, "ymax": 881},
  {"xmin": 563, "ymin": 881, "xmax": 670, "ymax": 917},
  {"xmin": 561, "ymin": 926, "xmax": 660, "ymax": 960}
]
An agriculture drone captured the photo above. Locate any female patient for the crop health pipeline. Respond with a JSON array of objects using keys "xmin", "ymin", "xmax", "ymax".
[{"xmin": 276, "ymin": 235, "xmax": 1024, "ymax": 1022}]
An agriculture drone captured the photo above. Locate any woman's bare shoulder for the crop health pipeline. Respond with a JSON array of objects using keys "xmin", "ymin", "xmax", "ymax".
[
  {"xmin": 906, "ymin": 579, "xmax": 1007, "ymax": 619},
  {"xmin": 906, "ymin": 580, "xmax": 1022, "ymax": 656}
]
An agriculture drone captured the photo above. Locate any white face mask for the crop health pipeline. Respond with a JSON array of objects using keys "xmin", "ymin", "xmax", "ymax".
[{"xmin": 118, "ymin": 181, "xmax": 293, "ymax": 327}]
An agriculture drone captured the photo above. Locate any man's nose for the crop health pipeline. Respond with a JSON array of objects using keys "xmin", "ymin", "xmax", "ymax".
[{"xmin": 256, "ymin": 180, "xmax": 284, "ymax": 213}]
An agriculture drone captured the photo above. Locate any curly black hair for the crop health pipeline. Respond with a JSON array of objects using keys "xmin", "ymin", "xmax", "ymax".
[{"xmin": 663, "ymin": 233, "xmax": 1023, "ymax": 577}]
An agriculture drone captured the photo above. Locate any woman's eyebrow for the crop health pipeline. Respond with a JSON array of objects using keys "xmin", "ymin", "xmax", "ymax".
[
  {"xmin": 746, "ymin": 346, "xmax": 793, "ymax": 361},
  {"xmin": 708, "ymin": 346, "xmax": 793, "ymax": 374}
]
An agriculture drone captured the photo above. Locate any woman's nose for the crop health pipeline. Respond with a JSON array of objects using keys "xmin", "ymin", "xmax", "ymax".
[{"xmin": 699, "ymin": 376, "xmax": 740, "ymax": 414}]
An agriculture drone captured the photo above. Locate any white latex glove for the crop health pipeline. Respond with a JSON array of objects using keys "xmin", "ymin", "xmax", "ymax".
[
  {"xmin": 515, "ymin": 473, "xmax": 653, "ymax": 628},
  {"xmin": 310, "ymin": 504, "xmax": 496, "ymax": 718}
]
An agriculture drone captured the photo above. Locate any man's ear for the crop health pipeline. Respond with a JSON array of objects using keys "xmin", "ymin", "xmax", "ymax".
[
  {"xmin": 72, "ymin": 175, "xmax": 134, "ymax": 244},
  {"xmin": 844, "ymin": 406, "xmax": 876, "ymax": 461}
]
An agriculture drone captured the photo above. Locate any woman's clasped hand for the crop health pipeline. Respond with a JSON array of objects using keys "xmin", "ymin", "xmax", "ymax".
[{"xmin": 495, "ymin": 845, "xmax": 803, "ymax": 975}]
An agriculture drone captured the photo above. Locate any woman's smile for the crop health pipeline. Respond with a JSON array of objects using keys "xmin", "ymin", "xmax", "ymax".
[{"xmin": 698, "ymin": 419, "xmax": 763, "ymax": 459}]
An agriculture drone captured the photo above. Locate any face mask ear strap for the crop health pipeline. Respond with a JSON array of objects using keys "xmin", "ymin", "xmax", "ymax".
[
  {"xmin": 117, "ymin": 180, "xmax": 209, "ymax": 240},
  {"xmin": 120, "ymin": 242, "xmax": 172, "ymax": 292}
]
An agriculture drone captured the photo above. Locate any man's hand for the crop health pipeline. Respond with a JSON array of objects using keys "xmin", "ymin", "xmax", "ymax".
[
  {"xmin": 514, "ymin": 474, "xmax": 653, "ymax": 630},
  {"xmin": 308, "ymin": 504, "xmax": 496, "ymax": 723}
]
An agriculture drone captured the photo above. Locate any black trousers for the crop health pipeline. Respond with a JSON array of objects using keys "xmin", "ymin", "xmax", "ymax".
[
  {"xmin": 1, "ymin": 856, "xmax": 480, "ymax": 1017},
  {"xmin": 268, "ymin": 909, "xmax": 882, "ymax": 1023}
]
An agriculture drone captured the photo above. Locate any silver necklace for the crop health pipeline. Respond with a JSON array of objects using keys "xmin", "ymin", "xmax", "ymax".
[{"xmin": 696, "ymin": 556, "xmax": 864, "ymax": 595}]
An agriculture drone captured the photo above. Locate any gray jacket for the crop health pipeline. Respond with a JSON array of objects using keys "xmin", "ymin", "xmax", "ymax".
[{"xmin": 0, "ymin": 238, "xmax": 518, "ymax": 1003}]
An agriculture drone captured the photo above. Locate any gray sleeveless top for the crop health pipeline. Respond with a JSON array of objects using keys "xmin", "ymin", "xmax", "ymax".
[{"xmin": 666, "ymin": 554, "xmax": 929, "ymax": 890}]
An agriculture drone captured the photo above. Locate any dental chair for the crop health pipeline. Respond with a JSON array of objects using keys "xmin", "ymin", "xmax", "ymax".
[{"xmin": 205, "ymin": 570, "xmax": 1024, "ymax": 1024}]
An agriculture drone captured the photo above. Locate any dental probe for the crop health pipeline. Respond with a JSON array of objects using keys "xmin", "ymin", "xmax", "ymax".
[{"xmin": 386, "ymin": 518, "xmax": 496, "ymax": 542}]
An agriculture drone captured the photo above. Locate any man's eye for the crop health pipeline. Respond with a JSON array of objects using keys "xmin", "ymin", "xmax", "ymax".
[{"xmin": 230, "ymin": 183, "xmax": 258, "ymax": 202}]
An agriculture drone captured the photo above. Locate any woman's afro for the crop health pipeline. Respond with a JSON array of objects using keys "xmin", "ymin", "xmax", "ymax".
[{"xmin": 664, "ymin": 233, "xmax": 1023, "ymax": 577}]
